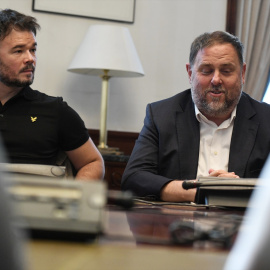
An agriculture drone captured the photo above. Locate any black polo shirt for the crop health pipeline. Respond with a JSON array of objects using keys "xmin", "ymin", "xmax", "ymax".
[{"xmin": 0, "ymin": 86, "xmax": 89, "ymax": 165}]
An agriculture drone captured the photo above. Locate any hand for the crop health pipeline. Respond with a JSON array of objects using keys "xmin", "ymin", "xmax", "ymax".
[{"xmin": 208, "ymin": 169, "xmax": 240, "ymax": 178}]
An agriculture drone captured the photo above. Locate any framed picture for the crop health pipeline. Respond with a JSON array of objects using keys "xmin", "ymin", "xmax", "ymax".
[{"xmin": 32, "ymin": 0, "xmax": 135, "ymax": 23}]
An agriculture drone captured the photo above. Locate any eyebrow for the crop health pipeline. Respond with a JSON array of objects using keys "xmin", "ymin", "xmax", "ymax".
[
  {"xmin": 199, "ymin": 62, "xmax": 235, "ymax": 68},
  {"xmin": 12, "ymin": 42, "xmax": 37, "ymax": 50},
  {"xmin": 221, "ymin": 63, "xmax": 235, "ymax": 67}
]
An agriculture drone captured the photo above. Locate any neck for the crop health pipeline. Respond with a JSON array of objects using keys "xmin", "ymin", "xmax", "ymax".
[
  {"xmin": 0, "ymin": 82, "xmax": 22, "ymax": 105},
  {"xmin": 206, "ymin": 115, "xmax": 230, "ymax": 126},
  {"xmin": 203, "ymin": 109, "xmax": 234, "ymax": 126}
]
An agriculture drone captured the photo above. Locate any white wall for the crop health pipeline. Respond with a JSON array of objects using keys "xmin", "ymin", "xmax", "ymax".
[{"xmin": 1, "ymin": 0, "xmax": 227, "ymax": 132}]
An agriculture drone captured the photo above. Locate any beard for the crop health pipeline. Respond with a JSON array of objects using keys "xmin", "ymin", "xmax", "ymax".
[
  {"xmin": 0, "ymin": 61, "xmax": 35, "ymax": 88},
  {"xmin": 191, "ymin": 84, "xmax": 242, "ymax": 118}
]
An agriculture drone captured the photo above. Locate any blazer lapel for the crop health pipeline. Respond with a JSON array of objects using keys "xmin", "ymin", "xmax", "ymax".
[
  {"xmin": 175, "ymin": 97, "xmax": 200, "ymax": 179},
  {"xmin": 228, "ymin": 96, "xmax": 259, "ymax": 176}
]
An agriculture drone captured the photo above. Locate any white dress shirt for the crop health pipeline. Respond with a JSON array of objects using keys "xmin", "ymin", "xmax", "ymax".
[{"xmin": 195, "ymin": 105, "xmax": 236, "ymax": 178}]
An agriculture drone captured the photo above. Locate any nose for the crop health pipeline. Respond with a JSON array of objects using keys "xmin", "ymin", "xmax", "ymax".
[
  {"xmin": 211, "ymin": 71, "xmax": 222, "ymax": 86},
  {"xmin": 24, "ymin": 51, "xmax": 35, "ymax": 64}
]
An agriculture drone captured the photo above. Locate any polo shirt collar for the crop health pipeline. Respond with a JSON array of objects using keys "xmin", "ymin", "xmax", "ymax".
[{"xmin": 17, "ymin": 86, "xmax": 39, "ymax": 100}]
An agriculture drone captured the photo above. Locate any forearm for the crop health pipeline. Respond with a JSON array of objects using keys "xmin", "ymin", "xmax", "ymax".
[
  {"xmin": 75, "ymin": 159, "xmax": 105, "ymax": 180},
  {"xmin": 160, "ymin": 180, "xmax": 197, "ymax": 202},
  {"xmin": 66, "ymin": 138, "xmax": 105, "ymax": 181},
  {"xmin": 160, "ymin": 170, "xmax": 240, "ymax": 202}
]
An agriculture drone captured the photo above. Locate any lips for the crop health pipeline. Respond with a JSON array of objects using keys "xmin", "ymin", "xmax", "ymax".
[
  {"xmin": 210, "ymin": 91, "xmax": 223, "ymax": 95},
  {"xmin": 22, "ymin": 69, "xmax": 33, "ymax": 73},
  {"xmin": 211, "ymin": 90, "xmax": 223, "ymax": 94},
  {"xmin": 206, "ymin": 89, "xmax": 225, "ymax": 98}
]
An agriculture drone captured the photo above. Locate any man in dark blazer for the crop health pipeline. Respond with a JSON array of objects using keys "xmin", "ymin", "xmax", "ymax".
[{"xmin": 121, "ymin": 31, "xmax": 270, "ymax": 202}]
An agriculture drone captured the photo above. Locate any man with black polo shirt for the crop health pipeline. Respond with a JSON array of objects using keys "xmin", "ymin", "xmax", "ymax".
[{"xmin": 0, "ymin": 9, "xmax": 104, "ymax": 180}]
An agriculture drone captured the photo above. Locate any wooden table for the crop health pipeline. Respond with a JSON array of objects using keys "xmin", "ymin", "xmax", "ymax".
[
  {"xmin": 25, "ymin": 202, "xmax": 244, "ymax": 270},
  {"xmin": 27, "ymin": 241, "xmax": 228, "ymax": 270}
]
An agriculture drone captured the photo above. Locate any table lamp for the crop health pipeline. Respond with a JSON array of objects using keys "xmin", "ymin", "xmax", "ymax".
[{"xmin": 68, "ymin": 25, "xmax": 144, "ymax": 154}]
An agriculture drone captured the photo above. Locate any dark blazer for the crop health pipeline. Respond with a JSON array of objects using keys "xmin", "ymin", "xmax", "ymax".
[{"xmin": 121, "ymin": 89, "xmax": 270, "ymax": 199}]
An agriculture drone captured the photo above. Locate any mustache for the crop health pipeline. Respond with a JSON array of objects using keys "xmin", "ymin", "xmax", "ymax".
[
  {"xmin": 206, "ymin": 86, "xmax": 226, "ymax": 93},
  {"xmin": 20, "ymin": 64, "xmax": 35, "ymax": 73}
]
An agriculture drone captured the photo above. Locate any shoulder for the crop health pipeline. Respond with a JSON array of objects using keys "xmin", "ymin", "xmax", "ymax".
[
  {"xmin": 23, "ymin": 87, "xmax": 64, "ymax": 104},
  {"xmin": 149, "ymin": 89, "xmax": 192, "ymax": 111},
  {"xmin": 239, "ymin": 92, "xmax": 270, "ymax": 115},
  {"xmin": 22, "ymin": 87, "xmax": 77, "ymax": 118}
]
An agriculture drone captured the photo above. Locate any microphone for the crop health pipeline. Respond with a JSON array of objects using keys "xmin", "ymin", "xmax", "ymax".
[
  {"xmin": 107, "ymin": 190, "xmax": 134, "ymax": 209},
  {"xmin": 182, "ymin": 180, "xmax": 198, "ymax": 190}
]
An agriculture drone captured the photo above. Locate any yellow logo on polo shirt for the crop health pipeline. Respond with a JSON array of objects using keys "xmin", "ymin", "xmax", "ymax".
[{"xmin": 31, "ymin": 116, "xmax": 37, "ymax": 122}]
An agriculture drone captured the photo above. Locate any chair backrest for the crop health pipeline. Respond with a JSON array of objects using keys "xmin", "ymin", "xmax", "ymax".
[
  {"xmin": 55, "ymin": 150, "xmax": 76, "ymax": 178},
  {"xmin": 0, "ymin": 163, "xmax": 67, "ymax": 178}
]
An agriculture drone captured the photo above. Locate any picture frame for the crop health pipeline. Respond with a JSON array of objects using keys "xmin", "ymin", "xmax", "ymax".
[{"xmin": 32, "ymin": 0, "xmax": 135, "ymax": 23}]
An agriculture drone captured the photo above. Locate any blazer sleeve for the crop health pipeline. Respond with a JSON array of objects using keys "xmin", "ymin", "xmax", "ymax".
[{"xmin": 121, "ymin": 103, "xmax": 173, "ymax": 199}]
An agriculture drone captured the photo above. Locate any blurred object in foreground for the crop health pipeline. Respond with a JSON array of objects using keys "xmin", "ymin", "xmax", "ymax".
[{"xmin": 224, "ymin": 155, "xmax": 270, "ymax": 270}]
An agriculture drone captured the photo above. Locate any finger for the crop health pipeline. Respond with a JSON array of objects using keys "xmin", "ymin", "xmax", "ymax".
[
  {"xmin": 209, "ymin": 169, "xmax": 227, "ymax": 177},
  {"xmin": 218, "ymin": 173, "xmax": 239, "ymax": 178}
]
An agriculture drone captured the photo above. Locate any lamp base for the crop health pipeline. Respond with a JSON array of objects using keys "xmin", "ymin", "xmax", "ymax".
[{"xmin": 98, "ymin": 146, "xmax": 123, "ymax": 155}]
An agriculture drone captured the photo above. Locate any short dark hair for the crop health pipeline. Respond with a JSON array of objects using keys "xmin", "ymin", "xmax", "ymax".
[
  {"xmin": 0, "ymin": 9, "xmax": 40, "ymax": 41},
  {"xmin": 189, "ymin": 31, "xmax": 244, "ymax": 67}
]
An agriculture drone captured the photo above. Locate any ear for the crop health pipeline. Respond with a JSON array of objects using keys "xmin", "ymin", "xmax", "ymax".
[
  {"xmin": 242, "ymin": 63, "xmax": 246, "ymax": 84},
  {"xmin": 186, "ymin": 63, "xmax": 192, "ymax": 84}
]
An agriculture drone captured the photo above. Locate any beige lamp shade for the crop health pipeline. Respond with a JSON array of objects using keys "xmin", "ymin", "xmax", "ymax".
[{"xmin": 68, "ymin": 24, "xmax": 144, "ymax": 77}]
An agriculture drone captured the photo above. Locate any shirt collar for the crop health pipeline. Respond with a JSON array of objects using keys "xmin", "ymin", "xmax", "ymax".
[{"xmin": 15, "ymin": 86, "xmax": 39, "ymax": 101}]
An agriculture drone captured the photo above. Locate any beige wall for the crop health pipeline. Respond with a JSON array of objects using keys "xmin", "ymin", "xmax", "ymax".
[{"xmin": 1, "ymin": 0, "xmax": 227, "ymax": 132}]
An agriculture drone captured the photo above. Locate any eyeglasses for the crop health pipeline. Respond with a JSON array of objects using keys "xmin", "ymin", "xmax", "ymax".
[{"xmin": 169, "ymin": 216, "xmax": 241, "ymax": 248}]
